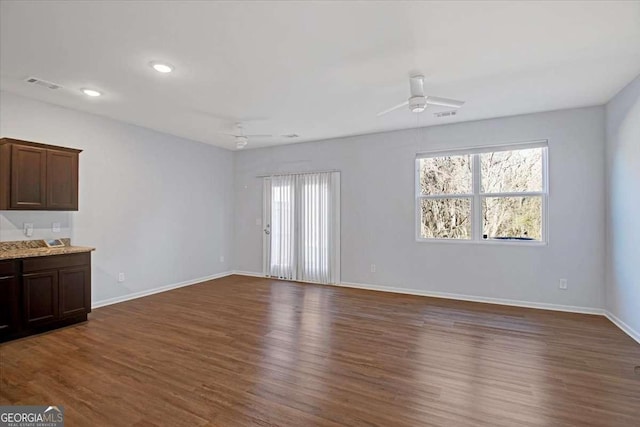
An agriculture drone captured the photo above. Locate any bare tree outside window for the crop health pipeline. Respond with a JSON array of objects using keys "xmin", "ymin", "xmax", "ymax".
[
  {"xmin": 481, "ymin": 148, "xmax": 544, "ymax": 240},
  {"xmin": 420, "ymin": 198, "xmax": 471, "ymax": 239},
  {"xmin": 419, "ymin": 155, "xmax": 472, "ymax": 239},
  {"xmin": 417, "ymin": 145, "xmax": 546, "ymax": 242},
  {"xmin": 420, "ymin": 155, "xmax": 472, "ymax": 195},
  {"xmin": 481, "ymin": 148, "xmax": 542, "ymax": 193},
  {"xmin": 482, "ymin": 197, "xmax": 542, "ymax": 240}
]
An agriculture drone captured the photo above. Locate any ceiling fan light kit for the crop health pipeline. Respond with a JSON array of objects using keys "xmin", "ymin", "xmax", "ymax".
[
  {"xmin": 409, "ymin": 96, "xmax": 426, "ymax": 113},
  {"xmin": 236, "ymin": 136, "xmax": 249, "ymax": 149}
]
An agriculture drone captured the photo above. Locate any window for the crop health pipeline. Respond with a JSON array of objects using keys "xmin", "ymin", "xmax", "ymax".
[{"xmin": 416, "ymin": 142, "xmax": 548, "ymax": 243}]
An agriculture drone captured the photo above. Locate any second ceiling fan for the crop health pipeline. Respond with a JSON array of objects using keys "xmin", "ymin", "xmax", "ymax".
[
  {"xmin": 377, "ymin": 74, "xmax": 465, "ymax": 117},
  {"xmin": 220, "ymin": 123, "xmax": 284, "ymax": 149}
]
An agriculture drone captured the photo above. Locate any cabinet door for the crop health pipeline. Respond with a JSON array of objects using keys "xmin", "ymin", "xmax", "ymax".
[
  {"xmin": 59, "ymin": 266, "xmax": 90, "ymax": 318},
  {"xmin": 23, "ymin": 271, "xmax": 59, "ymax": 327},
  {"xmin": 47, "ymin": 150, "xmax": 78, "ymax": 210},
  {"xmin": 10, "ymin": 145, "xmax": 47, "ymax": 209},
  {"xmin": 0, "ymin": 275, "xmax": 19, "ymax": 337}
]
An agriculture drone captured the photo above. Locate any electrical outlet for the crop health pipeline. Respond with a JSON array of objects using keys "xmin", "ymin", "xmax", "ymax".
[
  {"xmin": 118, "ymin": 273, "xmax": 125, "ymax": 283},
  {"xmin": 219, "ymin": 256, "xmax": 225, "ymax": 263},
  {"xmin": 23, "ymin": 223, "xmax": 34, "ymax": 237},
  {"xmin": 370, "ymin": 264, "xmax": 376, "ymax": 273},
  {"xmin": 52, "ymin": 222, "xmax": 61, "ymax": 232},
  {"xmin": 559, "ymin": 279, "xmax": 568, "ymax": 290}
]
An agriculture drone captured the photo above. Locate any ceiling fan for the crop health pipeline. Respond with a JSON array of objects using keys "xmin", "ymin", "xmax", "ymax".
[
  {"xmin": 377, "ymin": 74, "xmax": 465, "ymax": 117},
  {"xmin": 218, "ymin": 123, "xmax": 277, "ymax": 149}
]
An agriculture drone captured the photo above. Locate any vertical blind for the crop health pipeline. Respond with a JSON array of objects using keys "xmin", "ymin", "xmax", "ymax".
[{"xmin": 264, "ymin": 171, "xmax": 340, "ymax": 284}]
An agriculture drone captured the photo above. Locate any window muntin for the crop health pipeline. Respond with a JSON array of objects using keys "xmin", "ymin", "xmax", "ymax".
[{"xmin": 416, "ymin": 143, "xmax": 547, "ymax": 243}]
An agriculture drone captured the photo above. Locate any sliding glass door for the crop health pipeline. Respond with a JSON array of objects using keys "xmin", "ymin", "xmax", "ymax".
[{"xmin": 263, "ymin": 172, "xmax": 340, "ymax": 284}]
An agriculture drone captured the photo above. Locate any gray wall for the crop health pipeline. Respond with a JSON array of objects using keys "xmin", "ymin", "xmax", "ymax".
[
  {"xmin": 234, "ymin": 106, "xmax": 606, "ymax": 310},
  {"xmin": 0, "ymin": 90, "xmax": 613, "ymax": 315},
  {"xmin": 0, "ymin": 91, "xmax": 234, "ymax": 305},
  {"xmin": 605, "ymin": 75, "xmax": 640, "ymax": 337}
]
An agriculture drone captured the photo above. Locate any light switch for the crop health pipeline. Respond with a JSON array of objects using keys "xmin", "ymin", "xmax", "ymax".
[
  {"xmin": 24, "ymin": 223, "xmax": 34, "ymax": 237},
  {"xmin": 52, "ymin": 222, "xmax": 61, "ymax": 232}
]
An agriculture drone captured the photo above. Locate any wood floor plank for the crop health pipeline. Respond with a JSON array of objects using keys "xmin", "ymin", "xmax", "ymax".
[{"xmin": 1, "ymin": 275, "xmax": 639, "ymax": 426}]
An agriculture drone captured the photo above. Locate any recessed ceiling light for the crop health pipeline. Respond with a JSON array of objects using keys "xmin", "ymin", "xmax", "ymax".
[
  {"xmin": 81, "ymin": 88, "xmax": 102, "ymax": 97},
  {"xmin": 150, "ymin": 61, "xmax": 174, "ymax": 73}
]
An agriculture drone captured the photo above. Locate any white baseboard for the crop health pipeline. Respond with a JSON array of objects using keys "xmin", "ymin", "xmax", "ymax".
[
  {"xmin": 228, "ymin": 275, "xmax": 603, "ymax": 315},
  {"xmin": 232, "ymin": 270, "xmax": 265, "ymax": 278},
  {"xmin": 92, "ymin": 271, "xmax": 639, "ymax": 345},
  {"xmin": 604, "ymin": 311, "xmax": 640, "ymax": 345},
  {"xmin": 336, "ymin": 281, "xmax": 604, "ymax": 315},
  {"xmin": 92, "ymin": 271, "xmax": 233, "ymax": 309},
  {"xmin": 336, "ymin": 281, "xmax": 640, "ymax": 344}
]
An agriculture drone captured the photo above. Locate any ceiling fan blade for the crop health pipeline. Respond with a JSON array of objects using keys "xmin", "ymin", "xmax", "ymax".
[
  {"xmin": 377, "ymin": 101, "xmax": 409, "ymax": 117},
  {"xmin": 425, "ymin": 96, "xmax": 465, "ymax": 108},
  {"xmin": 245, "ymin": 134, "xmax": 274, "ymax": 138}
]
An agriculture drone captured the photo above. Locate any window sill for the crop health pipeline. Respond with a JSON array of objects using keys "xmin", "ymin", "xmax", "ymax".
[{"xmin": 415, "ymin": 238, "xmax": 548, "ymax": 246}]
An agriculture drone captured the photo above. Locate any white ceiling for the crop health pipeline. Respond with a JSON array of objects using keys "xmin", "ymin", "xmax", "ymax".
[{"xmin": 1, "ymin": 1, "xmax": 639, "ymax": 150}]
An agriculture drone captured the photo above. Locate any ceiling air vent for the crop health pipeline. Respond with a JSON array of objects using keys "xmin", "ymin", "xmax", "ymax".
[
  {"xmin": 24, "ymin": 77, "xmax": 63, "ymax": 90},
  {"xmin": 434, "ymin": 110, "xmax": 457, "ymax": 118}
]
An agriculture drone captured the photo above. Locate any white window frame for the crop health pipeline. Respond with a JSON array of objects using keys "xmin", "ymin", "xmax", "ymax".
[{"xmin": 415, "ymin": 140, "xmax": 549, "ymax": 245}]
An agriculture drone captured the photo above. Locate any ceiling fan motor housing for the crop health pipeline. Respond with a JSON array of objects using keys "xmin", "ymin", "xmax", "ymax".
[{"xmin": 409, "ymin": 96, "xmax": 426, "ymax": 113}]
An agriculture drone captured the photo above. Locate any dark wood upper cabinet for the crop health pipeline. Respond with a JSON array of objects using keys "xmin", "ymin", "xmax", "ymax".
[
  {"xmin": 0, "ymin": 138, "xmax": 81, "ymax": 211},
  {"xmin": 47, "ymin": 150, "xmax": 79, "ymax": 210},
  {"xmin": 11, "ymin": 145, "xmax": 47, "ymax": 209}
]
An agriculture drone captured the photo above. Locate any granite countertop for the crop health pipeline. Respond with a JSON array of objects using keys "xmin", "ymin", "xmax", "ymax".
[{"xmin": 0, "ymin": 239, "xmax": 95, "ymax": 261}]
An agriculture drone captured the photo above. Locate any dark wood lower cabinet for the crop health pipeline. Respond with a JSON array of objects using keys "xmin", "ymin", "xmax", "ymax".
[
  {"xmin": 0, "ymin": 261, "xmax": 20, "ymax": 339},
  {"xmin": 23, "ymin": 270, "xmax": 59, "ymax": 327},
  {"xmin": 1, "ymin": 253, "xmax": 91, "ymax": 342},
  {"xmin": 59, "ymin": 266, "xmax": 90, "ymax": 318}
]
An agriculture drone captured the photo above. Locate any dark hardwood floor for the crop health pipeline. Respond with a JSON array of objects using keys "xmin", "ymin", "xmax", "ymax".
[{"xmin": 1, "ymin": 275, "xmax": 639, "ymax": 426}]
